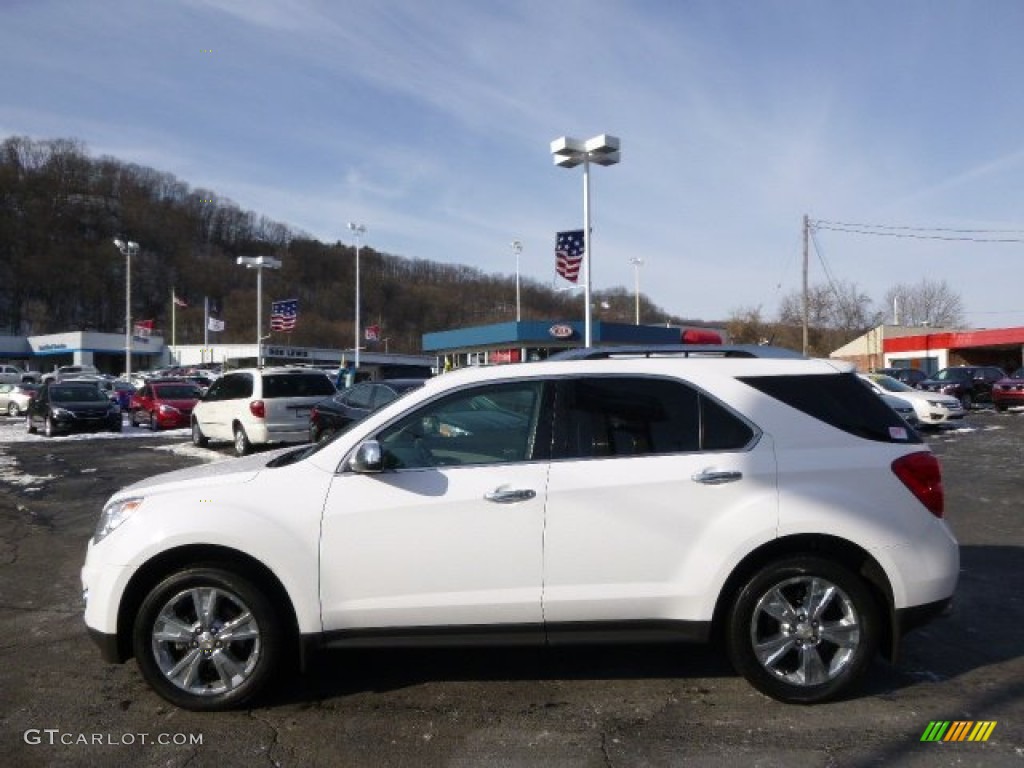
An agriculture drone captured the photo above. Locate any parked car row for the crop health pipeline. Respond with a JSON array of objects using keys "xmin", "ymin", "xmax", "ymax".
[{"xmin": 875, "ymin": 365, "xmax": 1013, "ymax": 411}]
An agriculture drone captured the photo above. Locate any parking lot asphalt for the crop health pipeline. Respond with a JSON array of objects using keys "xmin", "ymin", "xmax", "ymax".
[{"xmin": 0, "ymin": 412, "xmax": 1021, "ymax": 767}]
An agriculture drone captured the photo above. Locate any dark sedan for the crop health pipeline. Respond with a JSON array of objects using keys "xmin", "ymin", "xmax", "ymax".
[
  {"xmin": 309, "ymin": 379, "xmax": 426, "ymax": 443},
  {"xmin": 876, "ymin": 367, "xmax": 928, "ymax": 388},
  {"xmin": 26, "ymin": 381, "xmax": 123, "ymax": 437},
  {"xmin": 993, "ymin": 367, "xmax": 1024, "ymax": 412}
]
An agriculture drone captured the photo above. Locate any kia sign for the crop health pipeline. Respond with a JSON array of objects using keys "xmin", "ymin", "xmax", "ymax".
[{"xmin": 549, "ymin": 324, "xmax": 575, "ymax": 339}]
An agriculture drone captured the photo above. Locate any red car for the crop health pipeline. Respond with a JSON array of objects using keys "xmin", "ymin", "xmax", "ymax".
[
  {"xmin": 993, "ymin": 367, "xmax": 1024, "ymax": 412},
  {"xmin": 130, "ymin": 379, "xmax": 202, "ymax": 430}
]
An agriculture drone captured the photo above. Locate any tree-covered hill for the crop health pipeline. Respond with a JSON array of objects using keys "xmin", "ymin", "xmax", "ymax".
[{"xmin": 0, "ymin": 136, "xmax": 690, "ymax": 353}]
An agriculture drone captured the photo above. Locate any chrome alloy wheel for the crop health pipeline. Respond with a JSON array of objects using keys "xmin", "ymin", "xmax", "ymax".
[
  {"xmin": 151, "ymin": 586, "xmax": 262, "ymax": 697},
  {"xmin": 749, "ymin": 575, "xmax": 860, "ymax": 687}
]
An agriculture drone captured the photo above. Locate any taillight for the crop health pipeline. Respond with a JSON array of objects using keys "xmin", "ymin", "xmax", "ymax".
[
  {"xmin": 891, "ymin": 451, "xmax": 944, "ymax": 518},
  {"xmin": 249, "ymin": 400, "xmax": 266, "ymax": 419}
]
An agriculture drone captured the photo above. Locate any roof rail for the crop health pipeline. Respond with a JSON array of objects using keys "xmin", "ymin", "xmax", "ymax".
[{"xmin": 547, "ymin": 344, "xmax": 805, "ymax": 361}]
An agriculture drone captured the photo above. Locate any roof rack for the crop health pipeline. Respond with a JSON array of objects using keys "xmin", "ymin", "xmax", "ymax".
[{"xmin": 547, "ymin": 344, "xmax": 805, "ymax": 361}]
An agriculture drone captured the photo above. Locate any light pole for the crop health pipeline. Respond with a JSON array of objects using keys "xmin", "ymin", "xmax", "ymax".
[
  {"xmin": 550, "ymin": 134, "xmax": 621, "ymax": 348},
  {"xmin": 348, "ymin": 222, "xmax": 366, "ymax": 372},
  {"xmin": 236, "ymin": 255, "xmax": 282, "ymax": 368},
  {"xmin": 511, "ymin": 240, "xmax": 523, "ymax": 322},
  {"xmin": 629, "ymin": 256, "xmax": 644, "ymax": 325},
  {"xmin": 113, "ymin": 239, "xmax": 138, "ymax": 379}
]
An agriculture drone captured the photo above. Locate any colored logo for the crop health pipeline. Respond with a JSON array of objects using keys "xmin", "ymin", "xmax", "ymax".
[
  {"xmin": 920, "ymin": 721, "xmax": 997, "ymax": 742},
  {"xmin": 549, "ymin": 324, "xmax": 574, "ymax": 339}
]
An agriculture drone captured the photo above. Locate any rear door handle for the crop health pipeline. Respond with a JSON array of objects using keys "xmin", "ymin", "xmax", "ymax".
[
  {"xmin": 692, "ymin": 469, "xmax": 742, "ymax": 485},
  {"xmin": 484, "ymin": 486, "xmax": 537, "ymax": 503}
]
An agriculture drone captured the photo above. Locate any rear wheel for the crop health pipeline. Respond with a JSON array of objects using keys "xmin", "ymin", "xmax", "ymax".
[
  {"xmin": 149, "ymin": 411, "xmax": 160, "ymax": 431},
  {"xmin": 960, "ymin": 392, "xmax": 973, "ymax": 410},
  {"xmin": 7, "ymin": 402, "xmax": 19, "ymax": 417},
  {"xmin": 191, "ymin": 419, "xmax": 208, "ymax": 447},
  {"xmin": 44, "ymin": 415, "xmax": 56, "ymax": 438},
  {"xmin": 726, "ymin": 556, "xmax": 879, "ymax": 704},
  {"xmin": 26, "ymin": 414, "xmax": 35, "ymax": 434},
  {"xmin": 132, "ymin": 566, "xmax": 284, "ymax": 711},
  {"xmin": 233, "ymin": 425, "xmax": 252, "ymax": 457}
]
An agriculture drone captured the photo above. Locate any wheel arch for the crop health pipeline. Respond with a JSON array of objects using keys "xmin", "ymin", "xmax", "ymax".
[
  {"xmin": 711, "ymin": 534, "xmax": 897, "ymax": 660},
  {"xmin": 115, "ymin": 544, "xmax": 301, "ymax": 665}
]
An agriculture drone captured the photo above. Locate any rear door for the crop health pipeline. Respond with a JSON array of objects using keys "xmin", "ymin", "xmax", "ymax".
[{"xmin": 541, "ymin": 376, "xmax": 778, "ymax": 630}]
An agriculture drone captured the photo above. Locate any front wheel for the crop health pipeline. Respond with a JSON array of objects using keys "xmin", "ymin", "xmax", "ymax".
[
  {"xmin": 7, "ymin": 402, "xmax": 19, "ymax": 417},
  {"xmin": 44, "ymin": 415, "xmax": 56, "ymax": 438},
  {"xmin": 149, "ymin": 411, "xmax": 160, "ymax": 431},
  {"xmin": 726, "ymin": 556, "xmax": 879, "ymax": 704},
  {"xmin": 960, "ymin": 392, "xmax": 973, "ymax": 411},
  {"xmin": 132, "ymin": 566, "xmax": 284, "ymax": 711}
]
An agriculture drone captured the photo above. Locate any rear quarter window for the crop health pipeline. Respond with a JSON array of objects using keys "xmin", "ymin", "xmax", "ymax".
[
  {"xmin": 740, "ymin": 372, "xmax": 921, "ymax": 444},
  {"xmin": 262, "ymin": 373, "xmax": 336, "ymax": 398}
]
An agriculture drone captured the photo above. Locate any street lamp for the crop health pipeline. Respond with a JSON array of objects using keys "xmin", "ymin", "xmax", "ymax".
[
  {"xmin": 348, "ymin": 222, "xmax": 366, "ymax": 372},
  {"xmin": 236, "ymin": 255, "xmax": 282, "ymax": 368},
  {"xmin": 550, "ymin": 134, "xmax": 621, "ymax": 348},
  {"xmin": 113, "ymin": 239, "xmax": 138, "ymax": 379},
  {"xmin": 629, "ymin": 256, "xmax": 644, "ymax": 325},
  {"xmin": 511, "ymin": 240, "xmax": 523, "ymax": 322}
]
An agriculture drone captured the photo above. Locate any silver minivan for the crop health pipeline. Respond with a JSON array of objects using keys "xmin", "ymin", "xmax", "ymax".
[{"xmin": 190, "ymin": 367, "xmax": 336, "ymax": 455}]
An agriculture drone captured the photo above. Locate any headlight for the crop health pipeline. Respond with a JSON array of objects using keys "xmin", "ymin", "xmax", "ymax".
[
  {"xmin": 52, "ymin": 407, "xmax": 73, "ymax": 418},
  {"xmin": 158, "ymin": 404, "xmax": 180, "ymax": 415},
  {"xmin": 94, "ymin": 497, "xmax": 144, "ymax": 543}
]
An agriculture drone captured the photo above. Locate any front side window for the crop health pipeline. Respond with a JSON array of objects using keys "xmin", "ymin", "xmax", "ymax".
[
  {"xmin": 376, "ymin": 381, "xmax": 548, "ymax": 470},
  {"xmin": 553, "ymin": 376, "xmax": 754, "ymax": 459}
]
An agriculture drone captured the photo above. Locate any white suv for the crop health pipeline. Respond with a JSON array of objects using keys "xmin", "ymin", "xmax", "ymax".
[
  {"xmin": 82, "ymin": 347, "xmax": 958, "ymax": 710},
  {"xmin": 190, "ymin": 367, "xmax": 336, "ymax": 456}
]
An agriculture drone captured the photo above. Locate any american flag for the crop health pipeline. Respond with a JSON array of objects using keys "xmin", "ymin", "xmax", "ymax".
[
  {"xmin": 555, "ymin": 230, "xmax": 585, "ymax": 283},
  {"xmin": 270, "ymin": 299, "xmax": 299, "ymax": 332}
]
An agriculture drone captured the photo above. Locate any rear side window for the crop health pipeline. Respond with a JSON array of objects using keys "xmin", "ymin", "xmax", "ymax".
[
  {"xmin": 262, "ymin": 373, "xmax": 335, "ymax": 399},
  {"xmin": 740, "ymin": 373, "xmax": 922, "ymax": 444},
  {"xmin": 554, "ymin": 377, "xmax": 755, "ymax": 459}
]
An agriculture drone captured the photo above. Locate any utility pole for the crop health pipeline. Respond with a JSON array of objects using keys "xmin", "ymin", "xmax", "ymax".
[{"xmin": 802, "ymin": 214, "xmax": 809, "ymax": 356}]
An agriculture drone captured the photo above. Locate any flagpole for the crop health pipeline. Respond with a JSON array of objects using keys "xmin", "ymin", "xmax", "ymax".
[
  {"xmin": 204, "ymin": 296, "xmax": 209, "ymax": 352},
  {"xmin": 171, "ymin": 289, "xmax": 177, "ymax": 355}
]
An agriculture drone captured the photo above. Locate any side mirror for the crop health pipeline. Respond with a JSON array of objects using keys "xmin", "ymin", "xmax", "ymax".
[{"xmin": 349, "ymin": 440, "xmax": 384, "ymax": 473}]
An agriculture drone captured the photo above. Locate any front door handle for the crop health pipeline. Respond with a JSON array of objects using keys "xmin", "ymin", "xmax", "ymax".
[
  {"xmin": 692, "ymin": 469, "xmax": 742, "ymax": 485},
  {"xmin": 484, "ymin": 486, "xmax": 537, "ymax": 503}
]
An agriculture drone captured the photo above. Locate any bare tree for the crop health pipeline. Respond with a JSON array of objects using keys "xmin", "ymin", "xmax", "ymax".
[{"xmin": 883, "ymin": 279, "xmax": 965, "ymax": 327}]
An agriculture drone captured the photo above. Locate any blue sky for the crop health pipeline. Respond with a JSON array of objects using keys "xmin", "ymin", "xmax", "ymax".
[{"xmin": 4, "ymin": 0, "xmax": 1024, "ymax": 328}]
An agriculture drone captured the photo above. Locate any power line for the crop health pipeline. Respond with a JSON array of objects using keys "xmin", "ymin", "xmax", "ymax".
[{"xmin": 811, "ymin": 220, "xmax": 1024, "ymax": 243}]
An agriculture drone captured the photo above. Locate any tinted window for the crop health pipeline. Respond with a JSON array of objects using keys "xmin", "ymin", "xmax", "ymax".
[
  {"xmin": 154, "ymin": 384, "xmax": 201, "ymax": 399},
  {"xmin": 555, "ymin": 377, "xmax": 754, "ymax": 459},
  {"xmin": 376, "ymin": 381, "xmax": 547, "ymax": 469},
  {"xmin": 263, "ymin": 373, "xmax": 335, "ymax": 398},
  {"xmin": 740, "ymin": 373, "xmax": 922, "ymax": 444},
  {"xmin": 211, "ymin": 373, "xmax": 253, "ymax": 400},
  {"xmin": 51, "ymin": 385, "xmax": 108, "ymax": 403}
]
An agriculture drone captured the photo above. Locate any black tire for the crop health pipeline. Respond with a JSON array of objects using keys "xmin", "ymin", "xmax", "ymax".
[
  {"xmin": 191, "ymin": 419, "xmax": 209, "ymax": 447},
  {"xmin": 132, "ymin": 566, "xmax": 284, "ymax": 711},
  {"xmin": 960, "ymin": 392, "xmax": 973, "ymax": 411},
  {"xmin": 44, "ymin": 415, "xmax": 56, "ymax": 438},
  {"xmin": 233, "ymin": 425, "xmax": 252, "ymax": 457},
  {"xmin": 995, "ymin": 404, "xmax": 1007, "ymax": 413},
  {"xmin": 7, "ymin": 402, "xmax": 18, "ymax": 417},
  {"xmin": 725, "ymin": 556, "xmax": 879, "ymax": 704},
  {"xmin": 149, "ymin": 411, "xmax": 160, "ymax": 431},
  {"xmin": 26, "ymin": 414, "xmax": 35, "ymax": 434}
]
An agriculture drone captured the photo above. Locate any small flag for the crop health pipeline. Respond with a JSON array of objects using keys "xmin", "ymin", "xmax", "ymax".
[
  {"xmin": 555, "ymin": 229, "xmax": 585, "ymax": 283},
  {"xmin": 270, "ymin": 299, "xmax": 299, "ymax": 332},
  {"xmin": 173, "ymin": 293, "xmax": 188, "ymax": 308},
  {"xmin": 207, "ymin": 317, "xmax": 225, "ymax": 332},
  {"xmin": 133, "ymin": 319, "xmax": 154, "ymax": 338},
  {"xmin": 365, "ymin": 324, "xmax": 380, "ymax": 342}
]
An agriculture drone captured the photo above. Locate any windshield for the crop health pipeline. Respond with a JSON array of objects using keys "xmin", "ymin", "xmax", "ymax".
[
  {"xmin": 1010, "ymin": 368, "xmax": 1024, "ymax": 379},
  {"xmin": 868, "ymin": 374, "xmax": 913, "ymax": 393},
  {"xmin": 154, "ymin": 384, "xmax": 201, "ymax": 399},
  {"xmin": 51, "ymin": 385, "xmax": 108, "ymax": 403},
  {"xmin": 933, "ymin": 369, "xmax": 971, "ymax": 381}
]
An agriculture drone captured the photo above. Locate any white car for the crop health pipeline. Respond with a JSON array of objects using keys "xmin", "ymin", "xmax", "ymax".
[
  {"xmin": 859, "ymin": 373, "xmax": 964, "ymax": 426},
  {"xmin": 190, "ymin": 367, "xmax": 337, "ymax": 456},
  {"xmin": 82, "ymin": 347, "xmax": 958, "ymax": 710}
]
